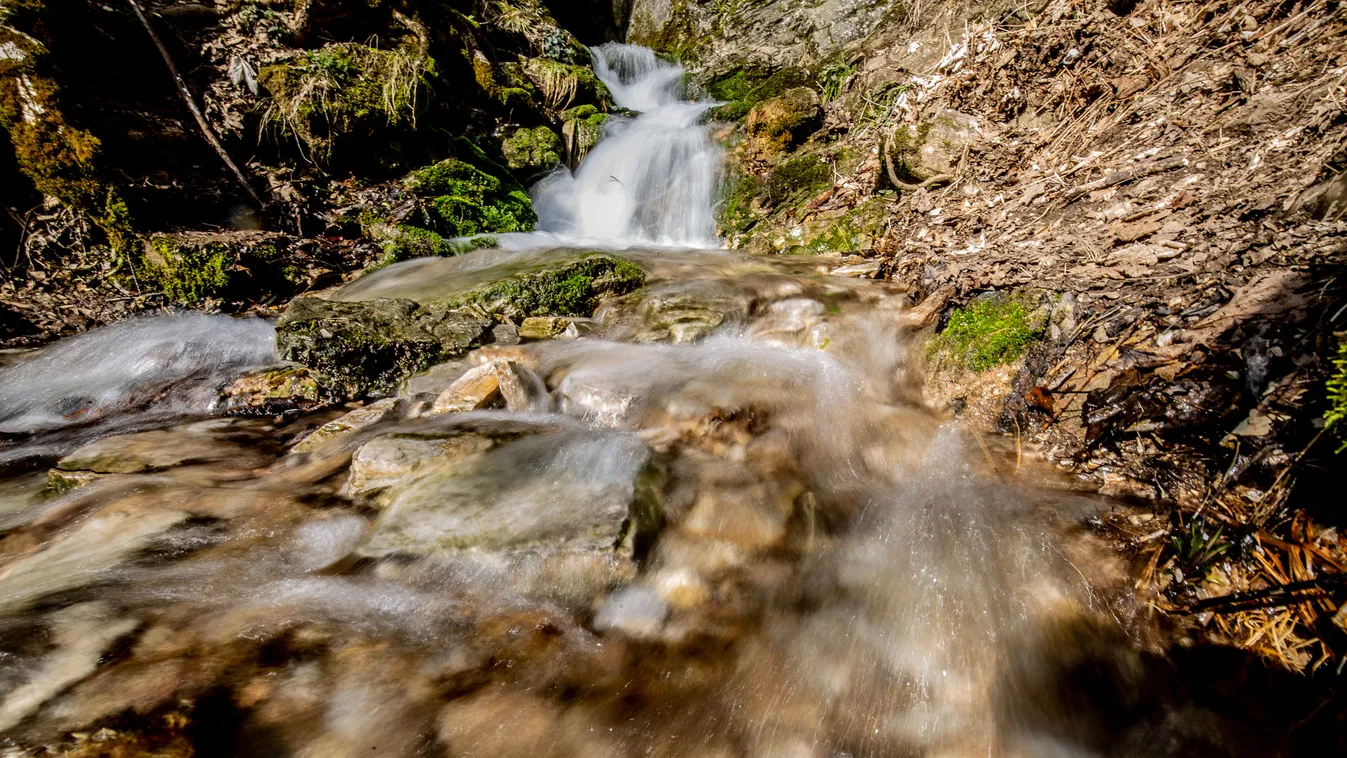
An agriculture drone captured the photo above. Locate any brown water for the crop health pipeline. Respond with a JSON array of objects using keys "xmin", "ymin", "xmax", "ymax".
[{"xmin": 0, "ymin": 248, "xmax": 1311, "ymax": 756}]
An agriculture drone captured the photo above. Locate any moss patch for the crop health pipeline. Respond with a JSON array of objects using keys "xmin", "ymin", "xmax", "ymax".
[
  {"xmin": 764, "ymin": 155, "xmax": 831, "ymax": 207},
  {"xmin": 1326, "ymin": 337, "xmax": 1347, "ymax": 453},
  {"xmin": 929, "ymin": 293, "xmax": 1046, "ymax": 372},
  {"xmin": 500, "ymin": 126, "xmax": 561, "ymax": 175},
  {"xmin": 706, "ymin": 66, "xmax": 811, "ymax": 122},
  {"xmin": 405, "ymin": 155, "xmax": 537, "ymax": 238},
  {"xmin": 455, "ymin": 256, "xmax": 646, "ymax": 320},
  {"xmin": 141, "ymin": 232, "xmax": 302, "ymax": 304}
]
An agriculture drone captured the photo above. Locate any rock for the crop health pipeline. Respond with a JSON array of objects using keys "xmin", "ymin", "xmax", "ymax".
[
  {"xmin": 519, "ymin": 316, "xmax": 577, "ymax": 340},
  {"xmin": 679, "ymin": 459, "xmax": 803, "ymax": 550},
  {"xmin": 592, "ymin": 586, "xmax": 670, "ymax": 638},
  {"xmin": 745, "ymin": 87, "xmax": 822, "ymax": 157},
  {"xmin": 496, "ymin": 361, "xmax": 551, "ymax": 412},
  {"xmin": 887, "ymin": 110, "xmax": 980, "ymax": 183},
  {"xmin": 635, "ymin": 280, "xmax": 756, "ymax": 343},
  {"xmin": 276, "ymin": 297, "xmax": 493, "ymax": 400},
  {"xmin": 291, "ymin": 398, "xmax": 399, "ymax": 454},
  {"xmin": 500, "ymin": 125, "xmax": 562, "ymax": 177},
  {"xmin": 220, "ymin": 363, "xmax": 321, "ymax": 414},
  {"xmin": 358, "ymin": 425, "xmax": 664, "ymax": 599},
  {"xmin": 142, "ymin": 230, "xmax": 307, "ymax": 305},
  {"xmin": 345, "ymin": 432, "xmax": 495, "ymax": 498},
  {"xmin": 0, "ymin": 603, "xmax": 138, "ymax": 732},
  {"xmin": 430, "ymin": 364, "xmax": 502, "ymax": 414},
  {"xmin": 453, "ymin": 255, "xmax": 646, "ymax": 321},
  {"xmin": 49, "ymin": 423, "xmax": 270, "ymax": 490}
]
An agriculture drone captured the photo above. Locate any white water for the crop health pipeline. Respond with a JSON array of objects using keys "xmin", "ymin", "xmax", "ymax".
[{"xmin": 531, "ymin": 43, "xmax": 722, "ymax": 248}]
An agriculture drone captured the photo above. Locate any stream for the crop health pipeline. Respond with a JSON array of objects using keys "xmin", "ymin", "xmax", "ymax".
[{"xmin": 0, "ymin": 44, "xmax": 1300, "ymax": 757}]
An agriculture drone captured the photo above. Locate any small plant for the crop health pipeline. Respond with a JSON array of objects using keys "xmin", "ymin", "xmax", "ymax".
[
  {"xmin": 929, "ymin": 293, "xmax": 1044, "ymax": 371},
  {"xmin": 1171, "ymin": 518, "xmax": 1229, "ymax": 571},
  {"xmin": 820, "ymin": 63, "xmax": 855, "ymax": 102},
  {"xmin": 1326, "ymin": 336, "xmax": 1347, "ymax": 452}
]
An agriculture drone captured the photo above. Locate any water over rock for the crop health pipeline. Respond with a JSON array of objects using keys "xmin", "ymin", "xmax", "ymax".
[{"xmin": 276, "ymin": 298, "xmax": 493, "ymax": 400}]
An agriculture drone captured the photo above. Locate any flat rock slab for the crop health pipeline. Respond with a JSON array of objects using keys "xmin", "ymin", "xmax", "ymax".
[
  {"xmin": 276, "ymin": 297, "xmax": 493, "ymax": 400},
  {"xmin": 358, "ymin": 423, "xmax": 663, "ymax": 566}
]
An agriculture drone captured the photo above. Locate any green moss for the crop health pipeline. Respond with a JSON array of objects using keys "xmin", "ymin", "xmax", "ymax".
[
  {"xmin": 456, "ymin": 256, "xmax": 646, "ymax": 320},
  {"xmin": 0, "ymin": 21, "xmax": 133, "ymax": 250},
  {"xmin": 717, "ymin": 171, "xmax": 763, "ymax": 235},
  {"xmin": 258, "ymin": 41, "xmax": 431, "ymax": 163},
  {"xmin": 145, "ymin": 237, "xmax": 230, "ymax": 304},
  {"xmin": 706, "ymin": 66, "xmax": 810, "ymax": 122},
  {"xmin": 381, "ymin": 225, "xmax": 453, "ymax": 264},
  {"xmin": 764, "ymin": 155, "xmax": 831, "ymax": 206},
  {"xmin": 929, "ymin": 294, "xmax": 1046, "ymax": 372},
  {"xmin": 405, "ymin": 156, "xmax": 537, "ymax": 238},
  {"xmin": 1326, "ymin": 337, "xmax": 1347, "ymax": 453},
  {"xmin": 500, "ymin": 126, "xmax": 561, "ymax": 174}
]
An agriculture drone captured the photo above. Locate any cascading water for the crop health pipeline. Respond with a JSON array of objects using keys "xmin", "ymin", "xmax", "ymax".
[
  {"xmin": 531, "ymin": 44, "xmax": 722, "ymax": 247},
  {"xmin": 0, "ymin": 43, "xmax": 1315, "ymax": 758}
]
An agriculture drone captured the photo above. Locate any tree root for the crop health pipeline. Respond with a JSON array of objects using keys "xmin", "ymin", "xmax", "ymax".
[{"xmin": 880, "ymin": 131, "xmax": 954, "ymax": 192}]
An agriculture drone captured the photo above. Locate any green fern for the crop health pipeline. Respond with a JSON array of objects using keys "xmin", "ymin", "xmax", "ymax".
[{"xmin": 1325, "ymin": 336, "xmax": 1347, "ymax": 453}]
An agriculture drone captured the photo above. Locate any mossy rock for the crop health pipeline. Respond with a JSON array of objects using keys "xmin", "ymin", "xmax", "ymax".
[
  {"xmin": 928, "ymin": 293, "xmax": 1047, "ymax": 372},
  {"xmin": 276, "ymin": 297, "xmax": 494, "ymax": 400},
  {"xmin": 258, "ymin": 42, "xmax": 433, "ymax": 164},
  {"xmin": 522, "ymin": 57, "xmax": 613, "ymax": 111},
  {"xmin": 705, "ymin": 67, "xmax": 811, "ymax": 122},
  {"xmin": 141, "ymin": 231, "xmax": 301, "ymax": 304},
  {"xmin": 0, "ymin": 15, "xmax": 132, "ymax": 250},
  {"xmin": 454, "ymin": 256, "xmax": 647, "ymax": 320},
  {"xmin": 500, "ymin": 126, "xmax": 562, "ymax": 176},
  {"xmin": 745, "ymin": 87, "xmax": 823, "ymax": 158},
  {"xmin": 374, "ymin": 225, "xmax": 495, "ymax": 266},
  {"xmin": 764, "ymin": 155, "xmax": 832, "ymax": 207},
  {"xmin": 798, "ymin": 199, "xmax": 890, "ymax": 254},
  {"xmin": 402, "ymin": 156, "xmax": 537, "ymax": 239},
  {"xmin": 886, "ymin": 110, "xmax": 980, "ymax": 184},
  {"xmin": 561, "ymin": 105, "xmax": 610, "ymax": 164}
]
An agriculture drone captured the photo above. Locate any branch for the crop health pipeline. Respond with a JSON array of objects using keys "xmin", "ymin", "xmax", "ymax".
[
  {"xmin": 1063, "ymin": 156, "xmax": 1189, "ymax": 203},
  {"xmin": 125, "ymin": 0, "xmax": 263, "ymax": 208},
  {"xmin": 879, "ymin": 131, "xmax": 953, "ymax": 192}
]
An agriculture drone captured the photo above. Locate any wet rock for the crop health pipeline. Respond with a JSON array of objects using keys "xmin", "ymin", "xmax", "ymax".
[
  {"xmin": 519, "ymin": 316, "xmax": 578, "ymax": 340},
  {"xmin": 745, "ymin": 87, "xmax": 822, "ymax": 157},
  {"xmin": 358, "ymin": 425, "xmax": 663, "ymax": 599},
  {"xmin": 679, "ymin": 459, "xmax": 803, "ymax": 550},
  {"xmin": 438, "ymin": 689, "xmax": 623, "ymax": 758},
  {"xmin": 453, "ymin": 255, "xmax": 646, "ymax": 321},
  {"xmin": 291, "ymin": 398, "xmax": 398, "ymax": 454},
  {"xmin": 747, "ymin": 298, "xmax": 827, "ymax": 346},
  {"xmin": 345, "ymin": 432, "xmax": 495, "ymax": 498},
  {"xmin": 220, "ymin": 363, "xmax": 321, "ymax": 415},
  {"xmin": 430, "ymin": 364, "xmax": 502, "ymax": 414},
  {"xmin": 49, "ymin": 422, "xmax": 270, "ymax": 490},
  {"xmin": 496, "ymin": 361, "xmax": 551, "ymax": 412},
  {"xmin": 634, "ymin": 280, "xmax": 756, "ymax": 343},
  {"xmin": 501, "ymin": 125, "xmax": 563, "ymax": 177},
  {"xmin": 276, "ymin": 297, "xmax": 493, "ymax": 400},
  {"xmin": 592, "ymin": 585, "xmax": 670, "ymax": 639},
  {"xmin": 0, "ymin": 603, "xmax": 138, "ymax": 732}
]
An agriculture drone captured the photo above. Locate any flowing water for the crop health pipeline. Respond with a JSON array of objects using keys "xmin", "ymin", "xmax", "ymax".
[{"xmin": 0, "ymin": 45, "xmax": 1308, "ymax": 757}]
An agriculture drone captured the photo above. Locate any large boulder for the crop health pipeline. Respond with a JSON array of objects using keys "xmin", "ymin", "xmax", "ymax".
[
  {"xmin": 744, "ymin": 87, "xmax": 823, "ymax": 158},
  {"xmin": 276, "ymin": 298, "xmax": 493, "ymax": 400},
  {"xmin": 453, "ymin": 255, "xmax": 646, "ymax": 320},
  {"xmin": 886, "ymin": 110, "xmax": 981, "ymax": 184}
]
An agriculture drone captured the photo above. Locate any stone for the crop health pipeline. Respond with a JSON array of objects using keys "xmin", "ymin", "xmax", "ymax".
[
  {"xmin": 496, "ymin": 361, "xmax": 551, "ymax": 412},
  {"xmin": 745, "ymin": 87, "xmax": 822, "ymax": 157},
  {"xmin": 679, "ymin": 459, "xmax": 803, "ymax": 550},
  {"xmin": 220, "ymin": 363, "xmax": 321, "ymax": 414},
  {"xmin": 519, "ymin": 316, "xmax": 577, "ymax": 340},
  {"xmin": 358, "ymin": 426, "xmax": 664, "ymax": 598},
  {"xmin": 276, "ymin": 297, "xmax": 493, "ymax": 400},
  {"xmin": 291, "ymin": 398, "xmax": 399, "ymax": 454},
  {"xmin": 888, "ymin": 110, "xmax": 980, "ymax": 183},
  {"xmin": 49, "ymin": 423, "xmax": 271, "ymax": 490},
  {"xmin": 635, "ymin": 280, "xmax": 756, "ymax": 343},
  {"xmin": 430, "ymin": 364, "xmax": 501, "ymax": 414},
  {"xmin": 345, "ymin": 432, "xmax": 495, "ymax": 498}
]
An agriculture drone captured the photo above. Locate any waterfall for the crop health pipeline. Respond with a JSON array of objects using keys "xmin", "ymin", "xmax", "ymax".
[{"xmin": 531, "ymin": 44, "xmax": 722, "ymax": 248}]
